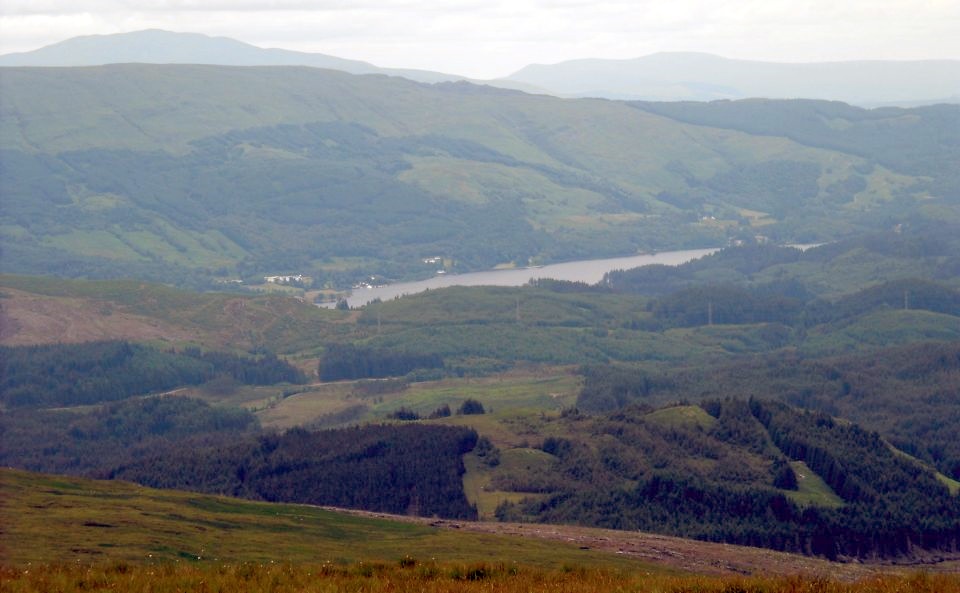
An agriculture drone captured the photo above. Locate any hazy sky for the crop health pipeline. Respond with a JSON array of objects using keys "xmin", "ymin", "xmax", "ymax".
[{"xmin": 2, "ymin": 1, "xmax": 958, "ymax": 78}]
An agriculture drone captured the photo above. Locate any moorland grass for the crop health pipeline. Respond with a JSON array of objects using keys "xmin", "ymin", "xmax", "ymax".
[
  {"xmin": 0, "ymin": 469, "xmax": 644, "ymax": 571},
  {"xmin": 1, "ymin": 561, "xmax": 958, "ymax": 593}
]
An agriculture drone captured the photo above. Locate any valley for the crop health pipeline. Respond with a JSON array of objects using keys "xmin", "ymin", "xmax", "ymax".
[
  {"xmin": 2, "ymin": 65, "xmax": 956, "ymax": 289},
  {"xmin": 1, "ymin": 34, "xmax": 959, "ymax": 587}
]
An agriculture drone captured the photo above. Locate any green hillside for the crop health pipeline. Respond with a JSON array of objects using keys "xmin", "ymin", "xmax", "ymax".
[
  {"xmin": 2, "ymin": 65, "xmax": 954, "ymax": 286},
  {"xmin": 10, "ymin": 467, "xmax": 922, "ymax": 592},
  {"xmin": 0, "ymin": 468, "xmax": 637, "ymax": 569}
]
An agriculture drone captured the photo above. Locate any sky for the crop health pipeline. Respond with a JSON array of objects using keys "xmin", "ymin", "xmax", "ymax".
[{"xmin": 1, "ymin": 1, "xmax": 958, "ymax": 79}]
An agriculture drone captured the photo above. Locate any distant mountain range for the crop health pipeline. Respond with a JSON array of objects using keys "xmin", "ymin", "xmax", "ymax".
[
  {"xmin": 2, "ymin": 30, "xmax": 958, "ymax": 106},
  {"xmin": 505, "ymin": 53, "xmax": 960, "ymax": 106},
  {"xmin": 0, "ymin": 29, "xmax": 464, "ymax": 84}
]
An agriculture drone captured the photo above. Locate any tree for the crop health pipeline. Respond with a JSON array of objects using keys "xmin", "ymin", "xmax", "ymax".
[{"xmin": 458, "ymin": 399, "xmax": 485, "ymax": 415}]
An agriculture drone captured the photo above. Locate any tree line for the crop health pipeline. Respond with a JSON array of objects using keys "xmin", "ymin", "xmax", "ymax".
[
  {"xmin": 0, "ymin": 341, "xmax": 307, "ymax": 408},
  {"xmin": 1, "ymin": 394, "xmax": 479, "ymax": 520},
  {"xmin": 318, "ymin": 343, "xmax": 443, "ymax": 381}
]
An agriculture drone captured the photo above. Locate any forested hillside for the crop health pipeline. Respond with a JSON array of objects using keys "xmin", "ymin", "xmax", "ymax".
[
  {"xmin": 1, "ymin": 395, "xmax": 478, "ymax": 519},
  {"xmin": 577, "ymin": 341, "xmax": 960, "ymax": 480},
  {"xmin": 0, "ymin": 340, "xmax": 305, "ymax": 407},
  {"xmin": 3, "ymin": 222, "xmax": 960, "ymax": 562},
  {"xmin": 495, "ymin": 400, "xmax": 960, "ymax": 559},
  {"xmin": 632, "ymin": 99, "xmax": 960, "ymax": 198},
  {"xmin": 2, "ymin": 65, "xmax": 956, "ymax": 286}
]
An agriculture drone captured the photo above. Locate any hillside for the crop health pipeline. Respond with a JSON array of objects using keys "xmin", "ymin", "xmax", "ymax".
[
  {"xmin": 5, "ymin": 392, "xmax": 960, "ymax": 561},
  {"xmin": 0, "ymin": 468, "xmax": 628, "ymax": 569},
  {"xmin": 0, "ymin": 274, "xmax": 352, "ymax": 353},
  {"xmin": 2, "ymin": 65, "xmax": 956, "ymax": 287},
  {"xmin": 2, "ymin": 467, "xmax": 901, "ymax": 579},
  {"xmin": 489, "ymin": 400, "xmax": 960, "ymax": 559}
]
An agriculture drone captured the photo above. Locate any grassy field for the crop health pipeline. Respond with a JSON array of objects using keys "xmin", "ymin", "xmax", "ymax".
[
  {"xmin": 4, "ymin": 563, "xmax": 959, "ymax": 593},
  {"xmin": 245, "ymin": 368, "xmax": 580, "ymax": 430},
  {"xmin": 369, "ymin": 371, "xmax": 580, "ymax": 417},
  {"xmin": 642, "ymin": 404, "xmax": 717, "ymax": 430},
  {"xmin": 786, "ymin": 461, "xmax": 845, "ymax": 508},
  {"xmin": 0, "ymin": 469, "xmax": 644, "ymax": 571}
]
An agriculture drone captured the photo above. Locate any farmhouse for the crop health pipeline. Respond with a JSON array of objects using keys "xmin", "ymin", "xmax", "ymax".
[{"xmin": 264, "ymin": 274, "xmax": 304, "ymax": 284}]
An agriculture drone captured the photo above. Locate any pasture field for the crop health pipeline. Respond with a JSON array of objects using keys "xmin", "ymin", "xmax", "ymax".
[{"xmin": 246, "ymin": 368, "xmax": 581, "ymax": 430}]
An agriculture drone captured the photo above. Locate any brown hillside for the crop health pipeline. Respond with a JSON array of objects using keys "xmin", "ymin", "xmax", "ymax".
[
  {"xmin": 0, "ymin": 288, "xmax": 198, "ymax": 346},
  {"xmin": 0, "ymin": 277, "xmax": 352, "ymax": 352}
]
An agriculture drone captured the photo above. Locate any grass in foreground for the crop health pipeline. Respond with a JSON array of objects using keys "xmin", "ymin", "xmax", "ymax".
[
  {"xmin": 2, "ymin": 562, "xmax": 958, "ymax": 593},
  {"xmin": 0, "ymin": 469, "xmax": 644, "ymax": 572}
]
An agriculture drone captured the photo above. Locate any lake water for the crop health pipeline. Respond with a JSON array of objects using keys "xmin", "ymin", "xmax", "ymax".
[{"xmin": 327, "ymin": 247, "xmax": 719, "ymax": 308}]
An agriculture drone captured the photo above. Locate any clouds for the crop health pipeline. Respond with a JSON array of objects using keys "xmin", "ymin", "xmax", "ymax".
[{"xmin": 2, "ymin": 0, "xmax": 958, "ymax": 78}]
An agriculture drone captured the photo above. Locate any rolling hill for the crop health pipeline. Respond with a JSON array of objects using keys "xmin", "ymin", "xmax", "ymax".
[
  {"xmin": 2, "ymin": 64, "xmax": 957, "ymax": 287},
  {"xmin": 1, "ymin": 467, "xmax": 893, "ymax": 579}
]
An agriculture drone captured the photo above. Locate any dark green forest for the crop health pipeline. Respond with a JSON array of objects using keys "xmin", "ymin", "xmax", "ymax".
[
  {"xmin": 0, "ymin": 395, "xmax": 478, "ymax": 519},
  {"xmin": 0, "ymin": 341, "xmax": 306, "ymax": 408},
  {"xmin": 112, "ymin": 422, "xmax": 478, "ymax": 519},
  {"xmin": 603, "ymin": 223, "xmax": 960, "ymax": 297},
  {"xmin": 318, "ymin": 343, "xmax": 444, "ymax": 381},
  {"xmin": 5, "ymin": 388, "xmax": 958, "ymax": 559},
  {"xmin": 0, "ymin": 396, "xmax": 259, "ymax": 475}
]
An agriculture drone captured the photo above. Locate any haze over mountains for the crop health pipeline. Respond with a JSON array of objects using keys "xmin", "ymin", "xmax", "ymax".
[
  {"xmin": 0, "ymin": 29, "xmax": 464, "ymax": 85},
  {"xmin": 2, "ymin": 29, "xmax": 958, "ymax": 106},
  {"xmin": 506, "ymin": 53, "xmax": 960, "ymax": 106}
]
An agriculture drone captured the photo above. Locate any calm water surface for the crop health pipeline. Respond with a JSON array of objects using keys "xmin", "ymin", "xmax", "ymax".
[{"xmin": 329, "ymin": 248, "xmax": 719, "ymax": 308}]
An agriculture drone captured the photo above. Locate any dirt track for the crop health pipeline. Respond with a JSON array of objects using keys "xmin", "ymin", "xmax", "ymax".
[{"xmin": 322, "ymin": 507, "xmax": 960, "ymax": 578}]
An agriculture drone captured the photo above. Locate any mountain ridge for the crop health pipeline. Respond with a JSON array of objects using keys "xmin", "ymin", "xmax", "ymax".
[
  {"xmin": 502, "ymin": 51, "xmax": 960, "ymax": 106},
  {"xmin": 3, "ymin": 29, "xmax": 957, "ymax": 105},
  {"xmin": 0, "ymin": 29, "xmax": 466, "ymax": 85}
]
